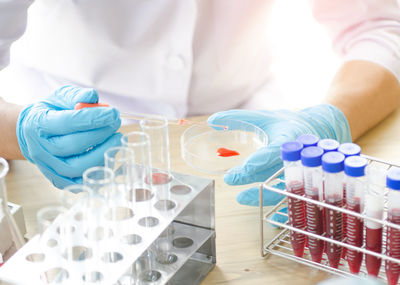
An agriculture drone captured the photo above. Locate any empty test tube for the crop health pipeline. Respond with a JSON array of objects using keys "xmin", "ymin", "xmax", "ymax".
[
  {"xmin": 296, "ymin": 134, "xmax": 319, "ymax": 148},
  {"xmin": 365, "ymin": 164, "xmax": 386, "ymax": 277},
  {"xmin": 322, "ymin": 151, "xmax": 345, "ymax": 269},
  {"xmin": 344, "ymin": 156, "xmax": 367, "ymax": 274},
  {"xmin": 385, "ymin": 167, "xmax": 400, "ymax": 285},
  {"xmin": 301, "ymin": 146, "xmax": 324, "ymax": 263},
  {"xmin": 281, "ymin": 141, "xmax": 306, "ymax": 258}
]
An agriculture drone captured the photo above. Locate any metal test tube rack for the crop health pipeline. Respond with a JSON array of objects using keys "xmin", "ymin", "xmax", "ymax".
[
  {"xmin": 0, "ymin": 170, "xmax": 216, "ymax": 285},
  {"xmin": 260, "ymin": 155, "xmax": 400, "ymax": 284}
]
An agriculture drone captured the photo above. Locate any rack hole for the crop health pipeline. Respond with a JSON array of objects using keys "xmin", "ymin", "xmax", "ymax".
[
  {"xmin": 85, "ymin": 226, "xmax": 105, "ymax": 241},
  {"xmin": 40, "ymin": 268, "xmax": 69, "ymax": 283},
  {"xmin": 171, "ymin": 185, "xmax": 191, "ymax": 195},
  {"xmin": 139, "ymin": 270, "xmax": 161, "ymax": 283},
  {"xmin": 173, "ymin": 237, "xmax": 194, "ymax": 248},
  {"xmin": 26, "ymin": 253, "xmax": 45, "ymax": 262},
  {"xmin": 154, "ymin": 199, "xmax": 176, "ymax": 211},
  {"xmin": 138, "ymin": 216, "xmax": 159, "ymax": 227},
  {"xmin": 74, "ymin": 212, "xmax": 83, "ymax": 221},
  {"xmin": 82, "ymin": 271, "xmax": 103, "ymax": 283},
  {"xmin": 133, "ymin": 188, "xmax": 154, "ymax": 202},
  {"xmin": 47, "ymin": 239, "xmax": 58, "ymax": 248},
  {"xmin": 63, "ymin": 246, "xmax": 92, "ymax": 261},
  {"xmin": 156, "ymin": 253, "xmax": 178, "ymax": 265},
  {"xmin": 102, "ymin": 252, "xmax": 123, "ymax": 263},
  {"xmin": 105, "ymin": 207, "xmax": 134, "ymax": 221},
  {"xmin": 120, "ymin": 234, "xmax": 142, "ymax": 245}
]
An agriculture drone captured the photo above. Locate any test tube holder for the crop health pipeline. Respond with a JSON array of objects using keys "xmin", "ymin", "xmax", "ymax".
[
  {"xmin": 259, "ymin": 155, "xmax": 400, "ymax": 284},
  {"xmin": 0, "ymin": 171, "xmax": 216, "ymax": 285}
]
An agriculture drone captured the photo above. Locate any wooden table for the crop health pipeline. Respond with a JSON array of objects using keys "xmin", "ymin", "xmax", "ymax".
[{"xmin": 6, "ymin": 110, "xmax": 400, "ymax": 284}]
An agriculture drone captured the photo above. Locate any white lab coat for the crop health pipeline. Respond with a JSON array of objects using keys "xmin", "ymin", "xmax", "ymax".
[{"xmin": 1, "ymin": 0, "xmax": 400, "ymax": 118}]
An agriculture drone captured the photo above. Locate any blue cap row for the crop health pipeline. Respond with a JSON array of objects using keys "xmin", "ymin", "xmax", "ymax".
[
  {"xmin": 301, "ymin": 146, "xmax": 324, "ymax": 167},
  {"xmin": 387, "ymin": 167, "xmax": 400, "ymax": 190},
  {"xmin": 322, "ymin": 151, "xmax": 345, "ymax": 173},
  {"xmin": 344, "ymin": 156, "xmax": 367, "ymax": 177},
  {"xmin": 280, "ymin": 141, "xmax": 303, "ymax": 161},
  {"xmin": 318, "ymin": 139, "xmax": 340, "ymax": 153}
]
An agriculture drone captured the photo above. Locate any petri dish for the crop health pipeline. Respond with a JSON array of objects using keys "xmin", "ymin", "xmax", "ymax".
[{"xmin": 181, "ymin": 119, "xmax": 268, "ymax": 175}]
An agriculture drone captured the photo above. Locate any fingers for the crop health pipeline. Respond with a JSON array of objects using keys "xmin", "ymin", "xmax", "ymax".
[
  {"xmin": 208, "ymin": 109, "xmax": 271, "ymax": 129},
  {"xmin": 224, "ymin": 146, "xmax": 283, "ymax": 185},
  {"xmin": 43, "ymin": 123, "xmax": 121, "ymax": 156},
  {"xmin": 236, "ymin": 186, "xmax": 286, "ymax": 206},
  {"xmin": 45, "ymin": 85, "xmax": 99, "ymax": 109},
  {"xmin": 269, "ymin": 207, "xmax": 288, "ymax": 228},
  {"xmin": 35, "ymin": 107, "xmax": 121, "ymax": 136}
]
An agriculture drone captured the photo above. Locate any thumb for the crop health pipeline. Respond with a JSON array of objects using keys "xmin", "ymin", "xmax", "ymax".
[{"xmin": 46, "ymin": 85, "xmax": 99, "ymax": 110}]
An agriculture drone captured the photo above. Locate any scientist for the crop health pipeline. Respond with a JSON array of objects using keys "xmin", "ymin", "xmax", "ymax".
[{"xmin": 0, "ymin": 0, "xmax": 400, "ymax": 208}]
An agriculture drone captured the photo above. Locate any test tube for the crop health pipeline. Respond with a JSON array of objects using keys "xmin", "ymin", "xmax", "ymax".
[
  {"xmin": 364, "ymin": 164, "xmax": 386, "ymax": 276},
  {"xmin": 296, "ymin": 134, "xmax": 319, "ymax": 147},
  {"xmin": 301, "ymin": 146, "xmax": 324, "ymax": 263},
  {"xmin": 317, "ymin": 139, "xmax": 340, "ymax": 153},
  {"xmin": 344, "ymin": 156, "xmax": 367, "ymax": 274},
  {"xmin": 338, "ymin": 142, "xmax": 361, "ymax": 259},
  {"xmin": 281, "ymin": 141, "xmax": 306, "ymax": 258},
  {"xmin": 385, "ymin": 167, "xmax": 400, "ymax": 285},
  {"xmin": 140, "ymin": 116, "xmax": 177, "ymax": 265},
  {"xmin": 322, "ymin": 151, "xmax": 345, "ymax": 269}
]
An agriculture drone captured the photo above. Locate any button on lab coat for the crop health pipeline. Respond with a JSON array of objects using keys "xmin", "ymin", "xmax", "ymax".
[{"xmin": 1, "ymin": 0, "xmax": 400, "ymax": 117}]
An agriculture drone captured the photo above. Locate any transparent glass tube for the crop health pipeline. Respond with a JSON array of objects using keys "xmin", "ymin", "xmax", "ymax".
[
  {"xmin": 121, "ymin": 132, "xmax": 161, "ymax": 283},
  {"xmin": 0, "ymin": 157, "xmax": 25, "ymax": 262},
  {"xmin": 140, "ymin": 116, "xmax": 176, "ymax": 266}
]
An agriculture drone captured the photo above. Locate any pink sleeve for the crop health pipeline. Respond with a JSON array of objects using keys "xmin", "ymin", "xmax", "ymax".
[
  {"xmin": 310, "ymin": 0, "xmax": 400, "ymax": 81},
  {"xmin": 0, "ymin": 0, "xmax": 33, "ymax": 71}
]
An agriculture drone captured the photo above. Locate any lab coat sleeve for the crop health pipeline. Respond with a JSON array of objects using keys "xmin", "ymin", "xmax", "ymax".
[
  {"xmin": 0, "ymin": 0, "xmax": 33, "ymax": 71},
  {"xmin": 310, "ymin": 0, "xmax": 400, "ymax": 82}
]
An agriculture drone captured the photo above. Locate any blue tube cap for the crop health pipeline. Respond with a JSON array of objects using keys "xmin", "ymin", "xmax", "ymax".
[
  {"xmin": 344, "ymin": 156, "xmax": 367, "ymax": 177},
  {"xmin": 322, "ymin": 151, "xmax": 345, "ymax": 173},
  {"xmin": 387, "ymin": 167, "xmax": 400, "ymax": 190},
  {"xmin": 318, "ymin": 139, "xmax": 340, "ymax": 153},
  {"xmin": 296, "ymin": 134, "xmax": 319, "ymax": 147},
  {"xmin": 338, "ymin": 143, "xmax": 361, "ymax": 157},
  {"xmin": 301, "ymin": 146, "xmax": 324, "ymax": 167},
  {"xmin": 280, "ymin": 141, "xmax": 303, "ymax": 161}
]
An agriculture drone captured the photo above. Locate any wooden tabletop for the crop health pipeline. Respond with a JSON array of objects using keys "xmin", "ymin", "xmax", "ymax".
[{"xmin": 6, "ymin": 110, "xmax": 400, "ymax": 284}]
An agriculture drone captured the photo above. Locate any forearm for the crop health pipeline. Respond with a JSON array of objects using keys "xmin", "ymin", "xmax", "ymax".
[
  {"xmin": 324, "ymin": 60, "xmax": 400, "ymax": 141},
  {"xmin": 0, "ymin": 99, "xmax": 24, "ymax": 159}
]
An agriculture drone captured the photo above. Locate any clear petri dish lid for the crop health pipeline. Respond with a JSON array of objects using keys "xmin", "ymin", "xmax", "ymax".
[{"xmin": 180, "ymin": 119, "xmax": 268, "ymax": 175}]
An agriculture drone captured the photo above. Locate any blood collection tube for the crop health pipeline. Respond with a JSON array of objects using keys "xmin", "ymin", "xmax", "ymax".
[
  {"xmin": 301, "ymin": 146, "xmax": 324, "ymax": 263},
  {"xmin": 296, "ymin": 134, "xmax": 319, "ymax": 148},
  {"xmin": 344, "ymin": 156, "xmax": 367, "ymax": 274},
  {"xmin": 338, "ymin": 142, "xmax": 361, "ymax": 259},
  {"xmin": 365, "ymin": 164, "xmax": 386, "ymax": 277},
  {"xmin": 385, "ymin": 167, "xmax": 400, "ymax": 285},
  {"xmin": 322, "ymin": 151, "xmax": 345, "ymax": 269},
  {"xmin": 281, "ymin": 141, "xmax": 306, "ymax": 258},
  {"xmin": 318, "ymin": 139, "xmax": 340, "ymax": 153}
]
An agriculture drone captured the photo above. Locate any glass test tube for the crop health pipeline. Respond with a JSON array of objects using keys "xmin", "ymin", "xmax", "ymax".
[
  {"xmin": 344, "ymin": 156, "xmax": 367, "ymax": 274},
  {"xmin": 83, "ymin": 166, "xmax": 115, "ymax": 284},
  {"xmin": 365, "ymin": 164, "xmax": 386, "ymax": 277},
  {"xmin": 296, "ymin": 134, "xmax": 319, "ymax": 148},
  {"xmin": 301, "ymin": 146, "xmax": 324, "ymax": 263},
  {"xmin": 281, "ymin": 141, "xmax": 306, "ymax": 258},
  {"xmin": 121, "ymin": 132, "xmax": 161, "ymax": 283},
  {"xmin": 338, "ymin": 142, "xmax": 361, "ymax": 260},
  {"xmin": 322, "ymin": 151, "xmax": 345, "ymax": 269},
  {"xmin": 385, "ymin": 167, "xmax": 400, "ymax": 285},
  {"xmin": 0, "ymin": 158, "xmax": 25, "ymax": 261},
  {"xmin": 140, "ymin": 116, "xmax": 177, "ymax": 265}
]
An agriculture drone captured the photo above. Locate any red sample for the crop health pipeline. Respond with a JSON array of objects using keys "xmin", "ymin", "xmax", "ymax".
[
  {"xmin": 346, "ymin": 200, "xmax": 363, "ymax": 274},
  {"xmin": 305, "ymin": 191, "xmax": 324, "ymax": 263},
  {"xmin": 325, "ymin": 196, "xmax": 343, "ymax": 269},
  {"xmin": 342, "ymin": 183, "xmax": 347, "ymax": 259},
  {"xmin": 366, "ymin": 227, "xmax": 382, "ymax": 276},
  {"xmin": 150, "ymin": 172, "xmax": 171, "ymax": 185},
  {"xmin": 287, "ymin": 181, "xmax": 306, "ymax": 258},
  {"xmin": 74, "ymin": 102, "xmax": 110, "ymax": 110},
  {"xmin": 217, "ymin": 147, "xmax": 240, "ymax": 157},
  {"xmin": 386, "ymin": 209, "xmax": 400, "ymax": 285}
]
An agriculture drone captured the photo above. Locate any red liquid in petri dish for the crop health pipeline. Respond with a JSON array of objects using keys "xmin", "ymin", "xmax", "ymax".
[
  {"xmin": 366, "ymin": 227, "xmax": 382, "ymax": 276},
  {"xmin": 305, "ymin": 190, "xmax": 324, "ymax": 263},
  {"xmin": 325, "ymin": 195, "xmax": 343, "ymax": 269},
  {"xmin": 386, "ymin": 209, "xmax": 400, "ymax": 285},
  {"xmin": 346, "ymin": 199, "xmax": 363, "ymax": 274},
  {"xmin": 217, "ymin": 147, "xmax": 240, "ymax": 157},
  {"xmin": 287, "ymin": 181, "xmax": 306, "ymax": 258}
]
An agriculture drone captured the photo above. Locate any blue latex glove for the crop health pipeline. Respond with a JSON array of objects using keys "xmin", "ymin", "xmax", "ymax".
[
  {"xmin": 17, "ymin": 85, "xmax": 122, "ymax": 189},
  {"xmin": 208, "ymin": 104, "xmax": 351, "ymax": 208}
]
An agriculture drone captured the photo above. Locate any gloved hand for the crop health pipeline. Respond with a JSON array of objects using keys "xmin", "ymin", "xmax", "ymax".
[
  {"xmin": 17, "ymin": 85, "xmax": 122, "ymax": 189},
  {"xmin": 207, "ymin": 104, "xmax": 351, "ymax": 207}
]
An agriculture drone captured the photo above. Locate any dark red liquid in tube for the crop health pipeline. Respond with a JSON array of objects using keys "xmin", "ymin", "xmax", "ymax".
[
  {"xmin": 287, "ymin": 181, "xmax": 306, "ymax": 258},
  {"xmin": 305, "ymin": 191, "xmax": 324, "ymax": 263},
  {"xmin": 346, "ymin": 200, "xmax": 363, "ymax": 274},
  {"xmin": 365, "ymin": 227, "xmax": 382, "ymax": 276},
  {"xmin": 386, "ymin": 209, "xmax": 400, "ymax": 285},
  {"xmin": 325, "ymin": 196, "xmax": 343, "ymax": 269},
  {"xmin": 342, "ymin": 183, "xmax": 347, "ymax": 259}
]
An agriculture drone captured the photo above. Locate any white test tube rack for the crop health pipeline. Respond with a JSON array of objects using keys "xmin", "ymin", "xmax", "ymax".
[
  {"xmin": 260, "ymin": 154, "xmax": 400, "ymax": 284},
  {"xmin": 0, "ymin": 171, "xmax": 216, "ymax": 285}
]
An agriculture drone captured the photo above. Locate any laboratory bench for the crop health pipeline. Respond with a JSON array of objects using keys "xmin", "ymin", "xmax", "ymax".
[{"xmin": 5, "ymin": 109, "xmax": 400, "ymax": 285}]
